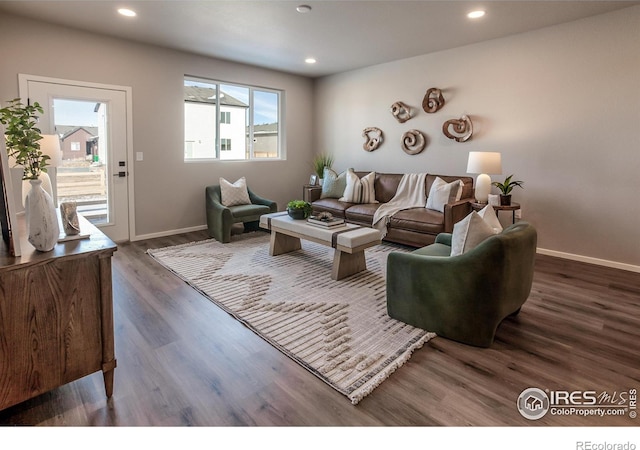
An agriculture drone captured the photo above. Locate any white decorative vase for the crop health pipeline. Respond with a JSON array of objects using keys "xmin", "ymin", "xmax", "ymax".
[{"xmin": 24, "ymin": 179, "xmax": 60, "ymax": 252}]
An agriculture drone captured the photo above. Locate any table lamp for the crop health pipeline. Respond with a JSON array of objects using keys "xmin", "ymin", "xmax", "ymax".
[{"xmin": 467, "ymin": 151, "xmax": 502, "ymax": 204}]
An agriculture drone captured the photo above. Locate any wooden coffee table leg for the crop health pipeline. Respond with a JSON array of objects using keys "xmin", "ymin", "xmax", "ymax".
[
  {"xmin": 270, "ymin": 230, "xmax": 301, "ymax": 256},
  {"xmin": 332, "ymin": 249, "xmax": 367, "ymax": 280}
]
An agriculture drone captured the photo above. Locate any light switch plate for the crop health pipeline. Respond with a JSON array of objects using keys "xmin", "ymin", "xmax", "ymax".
[{"xmin": 136, "ymin": 152, "xmax": 143, "ymax": 161}]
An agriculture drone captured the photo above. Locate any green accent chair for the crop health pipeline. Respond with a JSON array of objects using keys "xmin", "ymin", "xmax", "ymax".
[
  {"xmin": 205, "ymin": 185, "xmax": 277, "ymax": 243},
  {"xmin": 386, "ymin": 221, "xmax": 537, "ymax": 347}
]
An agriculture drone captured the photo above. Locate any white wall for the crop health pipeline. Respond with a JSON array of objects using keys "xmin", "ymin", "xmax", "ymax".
[
  {"xmin": 315, "ymin": 6, "xmax": 640, "ymax": 269},
  {"xmin": 0, "ymin": 13, "xmax": 314, "ymax": 239}
]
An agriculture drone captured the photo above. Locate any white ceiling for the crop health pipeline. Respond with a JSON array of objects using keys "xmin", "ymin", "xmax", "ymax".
[{"xmin": 0, "ymin": 1, "xmax": 637, "ymax": 78}]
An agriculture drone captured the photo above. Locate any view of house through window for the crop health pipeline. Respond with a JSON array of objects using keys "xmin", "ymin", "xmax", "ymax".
[
  {"xmin": 184, "ymin": 78, "xmax": 281, "ymax": 160},
  {"xmin": 53, "ymin": 98, "xmax": 109, "ymax": 225}
]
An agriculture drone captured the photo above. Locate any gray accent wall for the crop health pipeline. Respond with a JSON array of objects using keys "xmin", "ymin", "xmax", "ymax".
[
  {"xmin": 314, "ymin": 6, "xmax": 640, "ymax": 269},
  {"xmin": 0, "ymin": 13, "xmax": 314, "ymax": 240}
]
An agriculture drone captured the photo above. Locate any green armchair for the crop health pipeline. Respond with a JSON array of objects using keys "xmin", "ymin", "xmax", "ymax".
[
  {"xmin": 205, "ymin": 185, "xmax": 277, "ymax": 243},
  {"xmin": 386, "ymin": 221, "xmax": 537, "ymax": 347}
]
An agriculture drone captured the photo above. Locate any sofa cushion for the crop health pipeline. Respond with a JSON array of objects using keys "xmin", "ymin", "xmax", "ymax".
[
  {"xmin": 311, "ymin": 198, "xmax": 354, "ymax": 217},
  {"xmin": 344, "ymin": 203, "xmax": 382, "ymax": 225},
  {"xmin": 321, "ymin": 167, "xmax": 347, "ymax": 199},
  {"xmin": 229, "ymin": 203, "xmax": 271, "ymax": 219},
  {"xmin": 426, "ymin": 177, "xmax": 463, "ymax": 212},
  {"xmin": 389, "ymin": 207, "xmax": 445, "ymax": 234},
  {"xmin": 412, "ymin": 243, "xmax": 452, "ymax": 257},
  {"xmin": 451, "ymin": 211, "xmax": 495, "ymax": 256},
  {"xmin": 220, "ymin": 176, "xmax": 251, "ymax": 206}
]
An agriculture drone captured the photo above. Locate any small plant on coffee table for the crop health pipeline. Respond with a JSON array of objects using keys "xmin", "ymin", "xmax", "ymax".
[{"xmin": 287, "ymin": 200, "xmax": 312, "ymax": 220}]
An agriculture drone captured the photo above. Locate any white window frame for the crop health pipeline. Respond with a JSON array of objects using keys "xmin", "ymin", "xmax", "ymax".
[{"xmin": 184, "ymin": 76, "xmax": 284, "ymax": 162}]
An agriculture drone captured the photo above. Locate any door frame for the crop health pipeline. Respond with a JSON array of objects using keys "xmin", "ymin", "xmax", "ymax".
[{"xmin": 18, "ymin": 73, "xmax": 135, "ymax": 242}]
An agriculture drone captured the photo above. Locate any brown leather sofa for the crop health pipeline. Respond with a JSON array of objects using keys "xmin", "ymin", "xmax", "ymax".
[{"xmin": 310, "ymin": 172, "xmax": 474, "ymax": 247}]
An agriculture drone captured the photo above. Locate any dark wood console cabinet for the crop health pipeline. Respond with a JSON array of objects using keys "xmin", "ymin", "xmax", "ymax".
[{"xmin": 0, "ymin": 215, "xmax": 117, "ymax": 411}]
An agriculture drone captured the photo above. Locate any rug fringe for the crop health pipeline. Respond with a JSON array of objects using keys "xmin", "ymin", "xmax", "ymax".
[{"xmin": 348, "ymin": 332, "xmax": 437, "ymax": 405}]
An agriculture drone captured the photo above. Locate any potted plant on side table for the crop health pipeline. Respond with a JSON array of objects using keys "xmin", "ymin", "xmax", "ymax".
[
  {"xmin": 312, "ymin": 153, "xmax": 334, "ymax": 186},
  {"xmin": 287, "ymin": 200, "xmax": 312, "ymax": 220},
  {"xmin": 492, "ymin": 174, "xmax": 524, "ymax": 206}
]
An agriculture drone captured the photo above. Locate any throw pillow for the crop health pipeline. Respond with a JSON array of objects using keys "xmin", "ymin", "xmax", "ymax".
[
  {"xmin": 339, "ymin": 169, "xmax": 378, "ymax": 204},
  {"xmin": 321, "ymin": 168, "xmax": 347, "ymax": 199},
  {"xmin": 360, "ymin": 171, "xmax": 377, "ymax": 204},
  {"xmin": 340, "ymin": 169, "xmax": 361, "ymax": 203},
  {"xmin": 477, "ymin": 204, "xmax": 503, "ymax": 233},
  {"xmin": 426, "ymin": 177, "xmax": 464, "ymax": 213},
  {"xmin": 219, "ymin": 176, "xmax": 251, "ymax": 207},
  {"xmin": 451, "ymin": 211, "xmax": 496, "ymax": 256}
]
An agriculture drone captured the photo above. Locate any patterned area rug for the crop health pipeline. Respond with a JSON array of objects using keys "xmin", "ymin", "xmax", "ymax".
[{"xmin": 147, "ymin": 232, "xmax": 435, "ymax": 404}]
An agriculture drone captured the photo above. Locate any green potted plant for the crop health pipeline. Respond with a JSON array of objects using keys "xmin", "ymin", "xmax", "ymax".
[
  {"xmin": 312, "ymin": 153, "xmax": 334, "ymax": 182},
  {"xmin": 492, "ymin": 174, "xmax": 524, "ymax": 206},
  {"xmin": 0, "ymin": 98, "xmax": 49, "ymax": 180},
  {"xmin": 287, "ymin": 199, "xmax": 312, "ymax": 220},
  {"xmin": 1, "ymin": 98, "xmax": 59, "ymax": 252}
]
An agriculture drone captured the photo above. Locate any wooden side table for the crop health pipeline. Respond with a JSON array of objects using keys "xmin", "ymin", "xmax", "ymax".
[
  {"xmin": 303, "ymin": 184, "xmax": 322, "ymax": 203},
  {"xmin": 471, "ymin": 202, "xmax": 521, "ymax": 224}
]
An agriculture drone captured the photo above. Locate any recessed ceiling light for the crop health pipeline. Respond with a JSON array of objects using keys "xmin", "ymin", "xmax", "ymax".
[
  {"xmin": 467, "ymin": 10, "xmax": 486, "ymax": 19},
  {"xmin": 118, "ymin": 8, "xmax": 137, "ymax": 17},
  {"xmin": 296, "ymin": 5, "xmax": 312, "ymax": 13},
  {"xmin": 305, "ymin": 58, "xmax": 317, "ymax": 64}
]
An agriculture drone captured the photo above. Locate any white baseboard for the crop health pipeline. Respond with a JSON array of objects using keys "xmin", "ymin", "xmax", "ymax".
[
  {"xmin": 537, "ymin": 247, "xmax": 640, "ymax": 273},
  {"xmin": 132, "ymin": 224, "xmax": 208, "ymax": 242}
]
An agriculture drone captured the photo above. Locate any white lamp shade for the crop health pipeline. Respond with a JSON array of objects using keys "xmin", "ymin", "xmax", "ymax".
[
  {"xmin": 39, "ymin": 134, "xmax": 62, "ymax": 167},
  {"xmin": 466, "ymin": 152, "xmax": 502, "ymax": 174}
]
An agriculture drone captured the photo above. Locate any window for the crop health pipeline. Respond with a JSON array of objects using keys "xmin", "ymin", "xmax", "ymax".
[
  {"xmin": 71, "ymin": 141, "xmax": 80, "ymax": 151},
  {"xmin": 184, "ymin": 77, "xmax": 282, "ymax": 161}
]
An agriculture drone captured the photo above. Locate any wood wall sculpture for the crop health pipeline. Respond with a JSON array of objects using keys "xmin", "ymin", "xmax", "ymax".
[
  {"xmin": 390, "ymin": 101, "xmax": 412, "ymax": 123},
  {"xmin": 362, "ymin": 127, "xmax": 384, "ymax": 152},
  {"xmin": 422, "ymin": 88, "xmax": 445, "ymax": 113},
  {"xmin": 401, "ymin": 129, "xmax": 426, "ymax": 155},
  {"xmin": 442, "ymin": 115, "xmax": 473, "ymax": 142}
]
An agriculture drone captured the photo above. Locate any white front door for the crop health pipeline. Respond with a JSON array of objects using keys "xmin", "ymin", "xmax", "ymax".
[{"xmin": 19, "ymin": 75, "xmax": 133, "ymax": 242}]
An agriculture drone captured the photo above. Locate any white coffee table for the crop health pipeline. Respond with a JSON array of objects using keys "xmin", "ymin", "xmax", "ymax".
[{"xmin": 259, "ymin": 212, "xmax": 382, "ymax": 280}]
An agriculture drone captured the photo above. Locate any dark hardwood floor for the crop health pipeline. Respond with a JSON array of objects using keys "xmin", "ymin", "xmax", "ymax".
[{"xmin": 1, "ymin": 229, "xmax": 639, "ymax": 427}]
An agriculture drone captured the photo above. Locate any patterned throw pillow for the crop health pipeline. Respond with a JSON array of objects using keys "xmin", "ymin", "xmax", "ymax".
[
  {"xmin": 425, "ymin": 177, "xmax": 463, "ymax": 212},
  {"xmin": 450, "ymin": 211, "xmax": 496, "ymax": 256},
  {"xmin": 339, "ymin": 169, "xmax": 377, "ymax": 204},
  {"xmin": 219, "ymin": 176, "xmax": 251, "ymax": 206},
  {"xmin": 321, "ymin": 168, "xmax": 347, "ymax": 199}
]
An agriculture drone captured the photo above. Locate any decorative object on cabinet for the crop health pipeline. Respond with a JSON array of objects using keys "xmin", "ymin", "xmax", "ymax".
[
  {"xmin": 422, "ymin": 88, "xmax": 445, "ymax": 113},
  {"xmin": 401, "ymin": 129, "xmax": 427, "ymax": 155},
  {"xmin": 362, "ymin": 127, "xmax": 383, "ymax": 152},
  {"xmin": 492, "ymin": 174, "xmax": 524, "ymax": 206},
  {"xmin": 390, "ymin": 101, "xmax": 412, "ymax": 123},
  {"xmin": 443, "ymin": 115, "xmax": 474, "ymax": 142},
  {"xmin": 309, "ymin": 174, "xmax": 318, "ymax": 186},
  {"xmin": 466, "ymin": 151, "xmax": 502, "ymax": 204},
  {"xmin": 60, "ymin": 201, "xmax": 81, "ymax": 236},
  {"xmin": 24, "ymin": 178, "xmax": 60, "ymax": 252}
]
